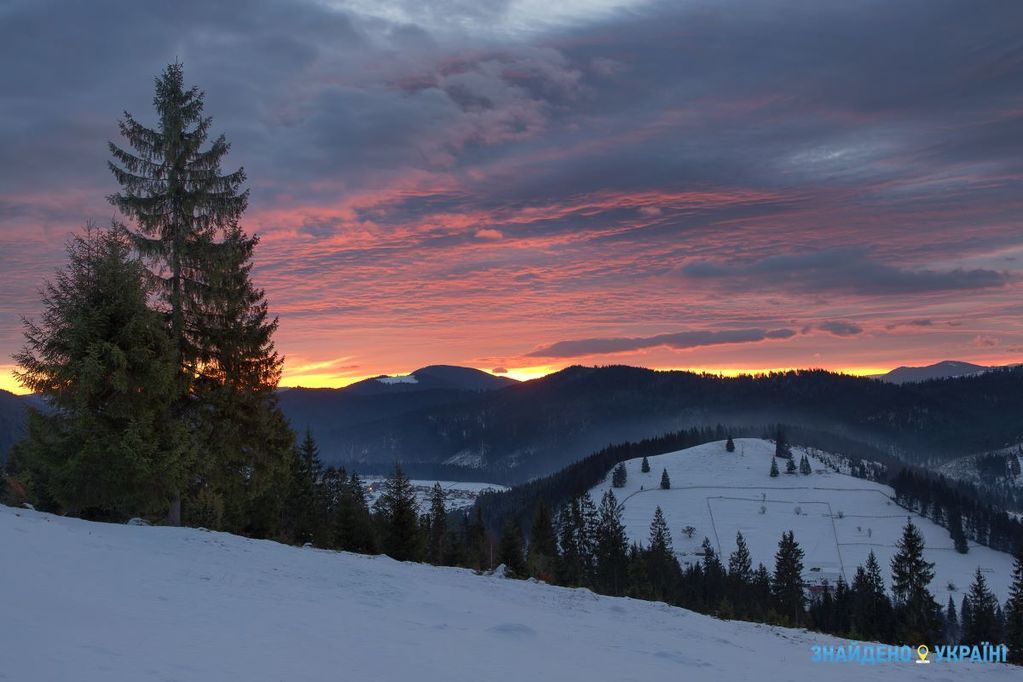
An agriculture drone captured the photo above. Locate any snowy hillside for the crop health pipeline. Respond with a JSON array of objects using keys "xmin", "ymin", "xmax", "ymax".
[
  {"xmin": 589, "ymin": 439, "xmax": 1016, "ymax": 603},
  {"xmin": 938, "ymin": 446, "xmax": 1023, "ymax": 491},
  {"xmin": 1, "ymin": 505, "xmax": 1014, "ymax": 681}
]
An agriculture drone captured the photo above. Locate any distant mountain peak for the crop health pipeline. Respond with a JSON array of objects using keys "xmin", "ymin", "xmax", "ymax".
[
  {"xmin": 877, "ymin": 360, "xmax": 990, "ymax": 384},
  {"xmin": 344, "ymin": 365, "xmax": 518, "ymax": 395}
]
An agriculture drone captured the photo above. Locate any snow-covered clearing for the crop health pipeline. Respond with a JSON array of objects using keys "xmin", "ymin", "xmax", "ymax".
[
  {"xmin": 589, "ymin": 439, "xmax": 1016, "ymax": 603},
  {"xmin": 1, "ymin": 505, "xmax": 1013, "ymax": 681}
]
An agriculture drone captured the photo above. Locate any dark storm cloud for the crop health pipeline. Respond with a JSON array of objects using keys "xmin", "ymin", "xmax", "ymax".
[
  {"xmin": 681, "ymin": 248, "xmax": 1009, "ymax": 296},
  {"xmin": 527, "ymin": 328, "xmax": 796, "ymax": 359}
]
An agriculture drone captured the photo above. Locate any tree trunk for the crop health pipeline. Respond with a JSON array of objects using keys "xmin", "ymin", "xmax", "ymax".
[{"xmin": 167, "ymin": 492, "xmax": 182, "ymax": 526}]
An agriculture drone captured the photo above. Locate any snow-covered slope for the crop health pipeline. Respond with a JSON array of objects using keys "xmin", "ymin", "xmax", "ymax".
[
  {"xmin": 938, "ymin": 446, "xmax": 1023, "ymax": 491},
  {"xmin": 1, "ymin": 505, "xmax": 1014, "ymax": 681},
  {"xmin": 589, "ymin": 439, "xmax": 1016, "ymax": 603}
]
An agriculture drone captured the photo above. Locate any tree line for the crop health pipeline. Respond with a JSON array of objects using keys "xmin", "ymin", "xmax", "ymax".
[{"xmin": 891, "ymin": 468, "xmax": 1023, "ymax": 554}]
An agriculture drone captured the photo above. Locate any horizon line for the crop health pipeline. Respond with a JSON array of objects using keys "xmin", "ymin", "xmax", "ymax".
[{"xmin": 3, "ymin": 359, "xmax": 1015, "ymax": 395}]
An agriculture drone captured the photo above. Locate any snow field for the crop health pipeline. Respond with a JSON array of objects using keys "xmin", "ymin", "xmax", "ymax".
[
  {"xmin": 589, "ymin": 439, "xmax": 1016, "ymax": 603},
  {"xmin": 1, "ymin": 504, "xmax": 1016, "ymax": 681}
]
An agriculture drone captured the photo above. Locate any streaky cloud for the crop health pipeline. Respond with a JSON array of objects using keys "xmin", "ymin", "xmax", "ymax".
[
  {"xmin": 681, "ymin": 248, "xmax": 1008, "ymax": 295},
  {"xmin": 527, "ymin": 327, "xmax": 796, "ymax": 358}
]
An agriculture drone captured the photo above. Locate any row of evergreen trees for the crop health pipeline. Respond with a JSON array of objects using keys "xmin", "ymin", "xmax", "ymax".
[
  {"xmin": 891, "ymin": 468, "xmax": 1023, "ymax": 555},
  {"xmin": 509, "ymin": 491, "xmax": 1023, "ymax": 664},
  {"xmin": 5, "ymin": 64, "xmax": 295, "ymax": 537}
]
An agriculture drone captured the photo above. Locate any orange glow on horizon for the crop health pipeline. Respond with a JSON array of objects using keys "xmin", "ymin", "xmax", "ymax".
[
  {"xmin": 6, "ymin": 360, "xmax": 1016, "ymax": 396},
  {"xmin": 0, "ymin": 367, "xmax": 26, "ymax": 395}
]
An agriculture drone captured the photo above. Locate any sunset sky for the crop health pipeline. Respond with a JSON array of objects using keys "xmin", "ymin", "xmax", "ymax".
[{"xmin": 1, "ymin": 0, "xmax": 1022, "ymax": 393}]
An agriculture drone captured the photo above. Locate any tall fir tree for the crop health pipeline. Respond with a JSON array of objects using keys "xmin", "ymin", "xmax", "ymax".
[
  {"xmin": 335, "ymin": 472, "xmax": 375, "ymax": 554},
  {"xmin": 772, "ymin": 531, "xmax": 806, "ymax": 627},
  {"xmin": 725, "ymin": 436, "xmax": 735, "ymax": 452},
  {"xmin": 427, "ymin": 482, "xmax": 447, "ymax": 565},
  {"xmin": 649, "ymin": 506, "xmax": 673, "ymax": 556},
  {"xmin": 611, "ymin": 462, "xmax": 627, "ymax": 488},
  {"xmin": 554, "ymin": 495, "xmax": 596, "ymax": 586},
  {"xmin": 641, "ymin": 456, "xmax": 650, "ymax": 473},
  {"xmin": 962, "ymin": 567, "xmax": 1001, "ymax": 645},
  {"xmin": 728, "ymin": 531, "xmax": 753, "ymax": 583},
  {"xmin": 108, "ymin": 63, "xmax": 291, "ymax": 527},
  {"xmin": 770, "ymin": 457, "xmax": 779, "ymax": 478},
  {"xmin": 108, "ymin": 62, "xmax": 247, "ymax": 377},
  {"xmin": 191, "ymin": 225, "xmax": 293, "ymax": 536},
  {"xmin": 751, "ymin": 563, "xmax": 773, "ymax": 618},
  {"xmin": 660, "ymin": 468, "xmax": 671, "ymax": 490},
  {"xmin": 375, "ymin": 464, "xmax": 422, "ymax": 561},
  {"xmin": 526, "ymin": 500, "xmax": 559, "ymax": 581},
  {"xmin": 646, "ymin": 506, "xmax": 678, "ymax": 602},
  {"xmin": 890, "ymin": 519, "xmax": 942, "ymax": 643},
  {"xmin": 593, "ymin": 490, "xmax": 629, "ymax": 595},
  {"xmin": 465, "ymin": 506, "xmax": 490, "ymax": 571},
  {"xmin": 945, "ymin": 595, "xmax": 960, "ymax": 644},
  {"xmin": 850, "ymin": 550, "xmax": 893, "ymax": 642},
  {"xmin": 701, "ymin": 536, "xmax": 725, "ymax": 606},
  {"xmin": 284, "ymin": 429, "xmax": 324, "ymax": 544},
  {"xmin": 12, "ymin": 227, "xmax": 187, "ymax": 520},
  {"xmin": 497, "ymin": 520, "xmax": 526, "ymax": 577}
]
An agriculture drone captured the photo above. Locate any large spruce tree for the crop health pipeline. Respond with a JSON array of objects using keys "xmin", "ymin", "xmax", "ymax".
[
  {"xmin": 593, "ymin": 490, "xmax": 629, "ymax": 595},
  {"xmin": 193, "ymin": 225, "xmax": 293, "ymax": 535},
  {"xmin": 375, "ymin": 464, "xmax": 422, "ymax": 561},
  {"xmin": 890, "ymin": 519, "xmax": 942, "ymax": 642},
  {"xmin": 108, "ymin": 62, "xmax": 246, "ymax": 376},
  {"xmin": 849, "ymin": 550, "xmax": 893, "ymax": 641},
  {"xmin": 13, "ymin": 227, "xmax": 188, "ymax": 520},
  {"xmin": 772, "ymin": 530, "xmax": 806, "ymax": 626},
  {"xmin": 426, "ymin": 483, "xmax": 448, "ymax": 565},
  {"xmin": 962, "ymin": 567, "xmax": 1001, "ymax": 645},
  {"xmin": 334, "ymin": 472, "xmax": 375, "ymax": 554},
  {"xmin": 645, "ymin": 506, "xmax": 678, "ymax": 601},
  {"xmin": 526, "ymin": 500, "xmax": 558, "ymax": 581},
  {"xmin": 497, "ymin": 520, "xmax": 527, "ymax": 577},
  {"xmin": 108, "ymin": 63, "xmax": 292, "ymax": 528},
  {"xmin": 284, "ymin": 430, "xmax": 324, "ymax": 544},
  {"xmin": 728, "ymin": 531, "xmax": 753, "ymax": 583}
]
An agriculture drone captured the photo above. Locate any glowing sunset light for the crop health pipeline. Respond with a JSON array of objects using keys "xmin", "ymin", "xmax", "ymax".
[{"xmin": 1, "ymin": 1, "xmax": 1021, "ymax": 391}]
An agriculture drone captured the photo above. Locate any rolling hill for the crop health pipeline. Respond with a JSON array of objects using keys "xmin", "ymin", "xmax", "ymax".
[
  {"xmin": 875, "ymin": 361, "xmax": 991, "ymax": 384},
  {"xmin": 587, "ymin": 439, "xmax": 1017, "ymax": 604}
]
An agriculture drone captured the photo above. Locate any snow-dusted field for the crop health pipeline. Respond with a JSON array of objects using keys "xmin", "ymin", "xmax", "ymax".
[
  {"xmin": 361, "ymin": 478, "xmax": 509, "ymax": 511},
  {"xmin": 1, "ymin": 505, "xmax": 1014, "ymax": 681},
  {"xmin": 589, "ymin": 439, "xmax": 1016, "ymax": 603}
]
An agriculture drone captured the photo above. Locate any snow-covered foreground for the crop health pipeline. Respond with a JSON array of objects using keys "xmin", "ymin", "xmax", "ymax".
[
  {"xmin": 361, "ymin": 477, "xmax": 509, "ymax": 511},
  {"xmin": 589, "ymin": 439, "xmax": 1016, "ymax": 603},
  {"xmin": 2, "ymin": 505, "xmax": 1014, "ymax": 681}
]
